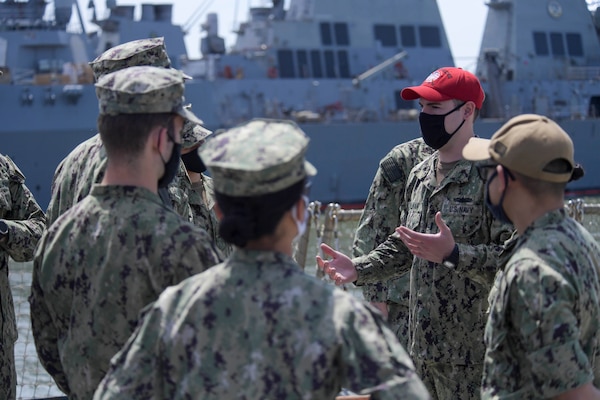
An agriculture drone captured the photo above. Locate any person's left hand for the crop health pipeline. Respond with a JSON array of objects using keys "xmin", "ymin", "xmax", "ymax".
[
  {"xmin": 316, "ymin": 243, "xmax": 358, "ymax": 285},
  {"xmin": 395, "ymin": 211, "xmax": 455, "ymax": 264}
]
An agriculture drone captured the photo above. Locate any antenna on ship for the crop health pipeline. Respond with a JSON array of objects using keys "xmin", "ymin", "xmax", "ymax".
[{"xmin": 182, "ymin": 0, "xmax": 216, "ymax": 35}]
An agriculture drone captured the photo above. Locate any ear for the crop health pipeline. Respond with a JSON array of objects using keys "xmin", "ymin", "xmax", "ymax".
[
  {"xmin": 496, "ymin": 165, "xmax": 508, "ymax": 191},
  {"xmin": 296, "ymin": 197, "xmax": 305, "ymax": 220},
  {"xmin": 463, "ymin": 101, "xmax": 476, "ymax": 119},
  {"xmin": 156, "ymin": 125, "xmax": 172, "ymax": 155}
]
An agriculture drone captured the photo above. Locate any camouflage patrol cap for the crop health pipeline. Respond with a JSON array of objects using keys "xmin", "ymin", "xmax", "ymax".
[
  {"xmin": 89, "ymin": 37, "xmax": 171, "ymax": 81},
  {"xmin": 199, "ymin": 118, "xmax": 317, "ymax": 196},
  {"xmin": 463, "ymin": 114, "xmax": 575, "ymax": 183},
  {"xmin": 95, "ymin": 66, "xmax": 203, "ymax": 125},
  {"xmin": 181, "ymin": 108, "xmax": 212, "ymax": 149}
]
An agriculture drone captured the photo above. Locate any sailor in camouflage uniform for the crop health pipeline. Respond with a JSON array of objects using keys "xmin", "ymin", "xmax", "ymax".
[
  {"xmin": 173, "ymin": 119, "xmax": 233, "ymax": 256},
  {"xmin": 93, "ymin": 118, "xmax": 431, "ymax": 400},
  {"xmin": 46, "ymin": 37, "xmax": 198, "ymax": 226},
  {"xmin": 318, "ymin": 67, "xmax": 514, "ymax": 400},
  {"xmin": 0, "ymin": 153, "xmax": 46, "ymax": 400},
  {"xmin": 29, "ymin": 66, "xmax": 221, "ymax": 400},
  {"xmin": 463, "ymin": 114, "xmax": 600, "ymax": 399},
  {"xmin": 352, "ymin": 137, "xmax": 433, "ymax": 344}
]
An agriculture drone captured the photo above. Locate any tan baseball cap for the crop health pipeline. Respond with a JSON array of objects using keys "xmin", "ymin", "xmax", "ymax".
[{"xmin": 462, "ymin": 114, "xmax": 575, "ymax": 183}]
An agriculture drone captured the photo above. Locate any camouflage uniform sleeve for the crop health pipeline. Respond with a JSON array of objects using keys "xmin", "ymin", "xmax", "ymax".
[
  {"xmin": 46, "ymin": 135, "xmax": 107, "ymax": 227},
  {"xmin": 352, "ymin": 154, "xmax": 405, "ymax": 302},
  {"xmin": 453, "ymin": 217, "xmax": 515, "ymax": 287},
  {"xmin": 352, "ymin": 139, "xmax": 433, "ymax": 302},
  {"xmin": 0, "ymin": 156, "xmax": 45, "ymax": 261},
  {"xmin": 353, "ymin": 233, "xmax": 413, "ymax": 285},
  {"xmin": 507, "ymin": 259, "xmax": 593, "ymax": 397},
  {"xmin": 340, "ymin": 297, "xmax": 430, "ymax": 399},
  {"xmin": 28, "ymin": 233, "xmax": 71, "ymax": 395},
  {"xmin": 45, "ymin": 158, "xmax": 67, "ymax": 227}
]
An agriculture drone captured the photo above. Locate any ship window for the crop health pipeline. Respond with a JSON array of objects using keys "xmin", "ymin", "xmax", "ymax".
[
  {"xmin": 419, "ymin": 26, "xmax": 441, "ymax": 48},
  {"xmin": 400, "ymin": 25, "xmax": 417, "ymax": 47},
  {"xmin": 533, "ymin": 32, "xmax": 549, "ymax": 56},
  {"xmin": 277, "ymin": 50, "xmax": 295, "ymax": 78},
  {"xmin": 550, "ymin": 32, "xmax": 565, "ymax": 56},
  {"xmin": 374, "ymin": 24, "xmax": 397, "ymax": 47},
  {"xmin": 589, "ymin": 96, "xmax": 600, "ymax": 117},
  {"xmin": 324, "ymin": 50, "xmax": 336, "ymax": 78},
  {"xmin": 297, "ymin": 50, "xmax": 310, "ymax": 78},
  {"xmin": 320, "ymin": 23, "xmax": 333, "ymax": 46},
  {"xmin": 566, "ymin": 33, "xmax": 584, "ymax": 57},
  {"xmin": 337, "ymin": 50, "xmax": 350, "ymax": 78},
  {"xmin": 334, "ymin": 23, "xmax": 350, "ymax": 46},
  {"xmin": 311, "ymin": 50, "xmax": 323, "ymax": 78}
]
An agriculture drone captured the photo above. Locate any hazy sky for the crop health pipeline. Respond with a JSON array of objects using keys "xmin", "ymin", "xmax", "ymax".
[{"xmin": 76, "ymin": 0, "xmax": 488, "ymax": 71}]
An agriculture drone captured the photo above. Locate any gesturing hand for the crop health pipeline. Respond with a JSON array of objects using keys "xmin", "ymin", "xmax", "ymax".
[
  {"xmin": 395, "ymin": 211, "xmax": 456, "ymax": 264},
  {"xmin": 316, "ymin": 243, "xmax": 358, "ymax": 285}
]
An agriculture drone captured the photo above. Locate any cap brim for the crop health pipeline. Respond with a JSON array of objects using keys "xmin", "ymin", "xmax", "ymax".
[
  {"xmin": 401, "ymin": 86, "xmax": 452, "ymax": 102},
  {"xmin": 194, "ymin": 124, "xmax": 212, "ymax": 138},
  {"xmin": 462, "ymin": 137, "xmax": 492, "ymax": 161},
  {"xmin": 178, "ymin": 106, "xmax": 204, "ymax": 126},
  {"xmin": 304, "ymin": 160, "xmax": 317, "ymax": 177}
]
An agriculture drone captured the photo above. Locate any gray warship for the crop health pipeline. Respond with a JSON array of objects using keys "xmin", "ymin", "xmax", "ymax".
[{"xmin": 1, "ymin": 0, "xmax": 600, "ymax": 208}]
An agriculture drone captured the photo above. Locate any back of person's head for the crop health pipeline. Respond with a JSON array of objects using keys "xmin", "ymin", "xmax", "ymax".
[
  {"xmin": 401, "ymin": 67, "xmax": 485, "ymax": 118},
  {"xmin": 89, "ymin": 37, "xmax": 171, "ymax": 81},
  {"xmin": 463, "ymin": 114, "xmax": 584, "ymax": 193},
  {"xmin": 95, "ymin": 66, "xmax": 202, "ymax": 159},
  {"xmin": 199, "ymin": 119, "xmax": 317, "ymax": 247}
]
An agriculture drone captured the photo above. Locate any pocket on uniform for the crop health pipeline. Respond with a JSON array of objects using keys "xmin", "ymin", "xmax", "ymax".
[{"xmin": 441, "ymin": 202, "xmax": 484, "ymax": 239}]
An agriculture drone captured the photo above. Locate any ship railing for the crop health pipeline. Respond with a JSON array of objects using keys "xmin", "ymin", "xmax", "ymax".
[{"xmin": 566, "ymin": 66, "xmax": 600, "ymax": 80}]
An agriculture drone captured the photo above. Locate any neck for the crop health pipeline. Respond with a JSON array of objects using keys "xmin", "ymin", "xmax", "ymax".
[
  {"xmin": 439, "ymin": 125, "xmax": 475, "ymax": 163},
  {"xmin": 508, "ymin": 190, "xmax": 565, "ymax": 234},
  {"xmin": 244, "ymin": 213, "xmax": 296, "ymax": 256},
  {"xmin": 101, "ymin": 160, "xmax": 158, "ymax": 193},
  {"xmin": 245, "ymin": 237, "xmax": 294, "ymax": 256}
]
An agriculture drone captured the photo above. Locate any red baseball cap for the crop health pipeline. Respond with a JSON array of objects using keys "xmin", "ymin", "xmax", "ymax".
[{"xmin": 401, "ymin": 67, "xmax": 485, "ymax": 109}]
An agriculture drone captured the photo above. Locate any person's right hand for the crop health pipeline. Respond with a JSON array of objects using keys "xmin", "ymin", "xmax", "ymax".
[{"xmin": 316, "ymin": 243, "xmax": 358, "ymax": 285}]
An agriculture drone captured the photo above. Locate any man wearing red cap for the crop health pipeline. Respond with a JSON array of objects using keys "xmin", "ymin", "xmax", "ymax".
[{"xmin": 317, "ymin": 67, "xmax": 513, "ymax": 399}]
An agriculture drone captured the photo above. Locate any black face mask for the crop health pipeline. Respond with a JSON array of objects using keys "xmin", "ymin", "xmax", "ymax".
[
  {"xmin": 181, "ymin": 149, "xmax": 206, "ymax": 173},
  {"xmin": 485, "ymin": 169, "xmax": 512, "ymax": 225},
  {"xmin": 418, "ymin": 102, "xmax": 466, "ymax": 149},
  {"xmin": 158, "ymin": 123, "xmax": 182, "ymax": 188}
]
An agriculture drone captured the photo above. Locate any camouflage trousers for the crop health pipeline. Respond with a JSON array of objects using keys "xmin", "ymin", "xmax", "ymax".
[
  {"xmin": 0, "ymin": 339, "xmax": 16, "ymax": 400},
  {"xmin": 416, "ymin": 361, "xmax": 481, "ymax": 400},
  {"xmin": 387, "ymin": 301, "xmax": 409, "ymax": 348}
]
